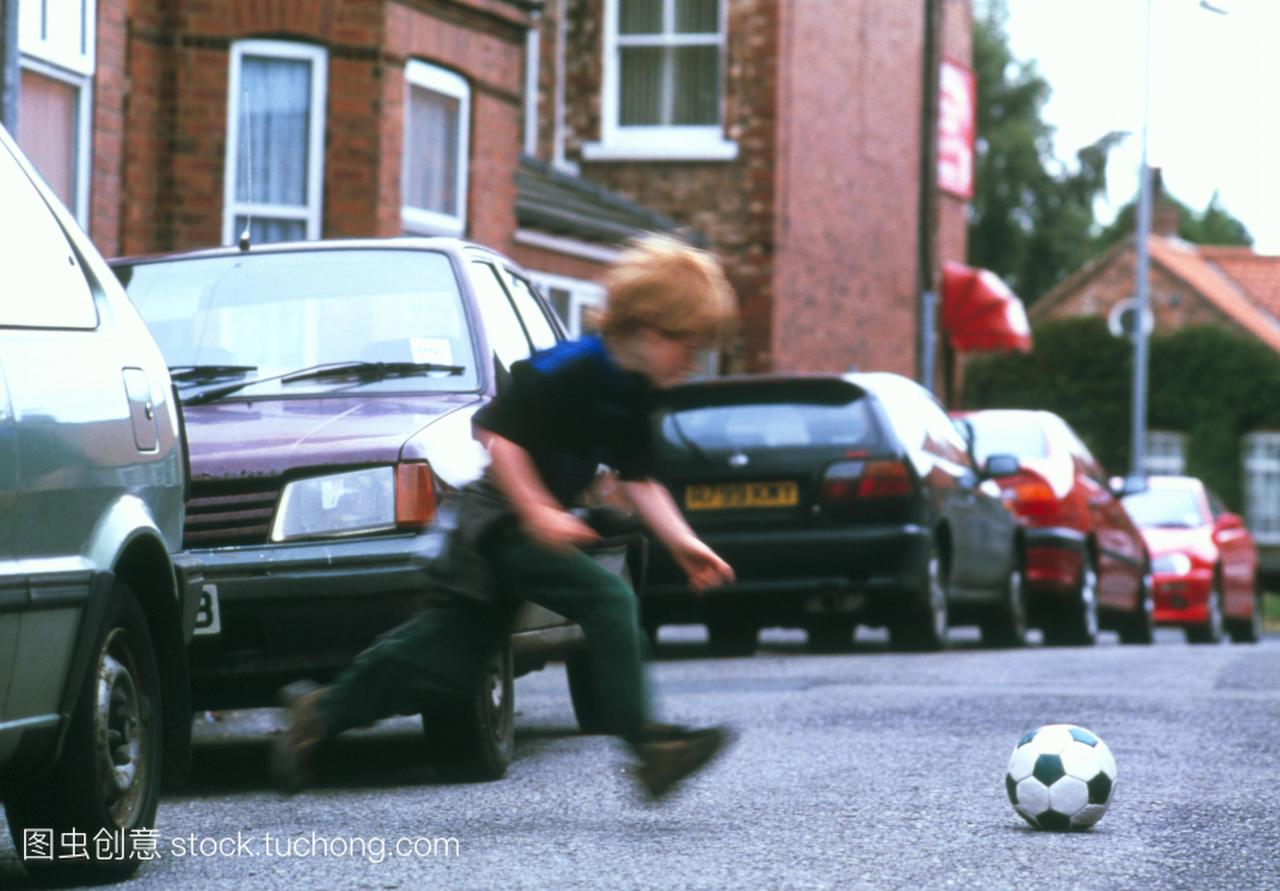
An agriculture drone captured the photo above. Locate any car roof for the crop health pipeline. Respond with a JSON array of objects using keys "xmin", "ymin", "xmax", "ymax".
[{"xmin": 108, "ymin": 236, "xmax": 509, "ymax": 268}]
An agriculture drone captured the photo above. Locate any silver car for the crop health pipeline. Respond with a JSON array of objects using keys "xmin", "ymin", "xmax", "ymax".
[{"xmin": 0, "ymin": 126, "xmax": 198, "ymax": 880}]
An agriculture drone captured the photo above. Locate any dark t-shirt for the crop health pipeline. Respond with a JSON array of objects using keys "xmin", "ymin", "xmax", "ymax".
[{"xmin": 472, "ymin": 335, "xmax": 656, "ymax": 505}]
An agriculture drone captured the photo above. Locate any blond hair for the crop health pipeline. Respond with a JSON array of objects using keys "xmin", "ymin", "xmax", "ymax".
[{"xmin": 600, "ymin": 234, "xmax": 738, "ymax": 348}]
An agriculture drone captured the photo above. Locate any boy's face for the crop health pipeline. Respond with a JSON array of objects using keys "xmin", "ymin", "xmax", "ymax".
[{"xmin": 634, "ymin": 327, "xmax": 704, "ymax": 387}]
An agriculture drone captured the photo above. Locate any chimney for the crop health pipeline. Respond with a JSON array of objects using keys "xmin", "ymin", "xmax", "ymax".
[{"xmin": 1150, "ymin": 168, "xmax": 1179, "ymax": 237}]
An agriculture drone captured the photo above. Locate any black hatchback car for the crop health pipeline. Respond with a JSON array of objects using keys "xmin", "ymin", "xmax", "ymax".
[{"xmin": 642, "ymin": 372, "xmax": 1025, "ymax": 653}]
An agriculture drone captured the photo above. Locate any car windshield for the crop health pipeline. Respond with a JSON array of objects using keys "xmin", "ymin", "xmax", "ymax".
[
  {"xmin": 1123, "ymin": 488, "xmax": 1207, "ymax": 528},
  {"xmin": 116, "ymin": 249, "xmax": 478, "ymax": 397},
  {"xmin": 658, "ymin": 397, "xmax": 879, "ymax": 454},
  {"xmin": 963, "ymin": 414, "xmax": 1050, "ymax": 463}
]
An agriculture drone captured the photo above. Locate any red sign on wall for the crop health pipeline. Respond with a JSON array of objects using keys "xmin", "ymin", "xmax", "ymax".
[{"xmin": 937, "ymin": 58, "xmax": 976, "ymax": 200}]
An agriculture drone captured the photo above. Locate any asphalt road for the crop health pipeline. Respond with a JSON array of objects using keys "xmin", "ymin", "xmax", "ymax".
[{"xmin": 3, "ymin": 626, "xmax": 1279, "ymax": 890}]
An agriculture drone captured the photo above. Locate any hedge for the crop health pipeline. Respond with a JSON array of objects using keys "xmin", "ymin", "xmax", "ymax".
[{"xmin": 961, "ymin": 317, "xmax": 1280, "ymax": 511}]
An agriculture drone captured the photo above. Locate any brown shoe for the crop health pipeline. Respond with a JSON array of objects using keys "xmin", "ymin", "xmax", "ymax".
[
  {"xmin": 271, "ymin": 680, "xmax": 329, "ymax": 794},
  {"xmin": 634, "ymin": 725, "xmax": 734, "ymax": 801}
]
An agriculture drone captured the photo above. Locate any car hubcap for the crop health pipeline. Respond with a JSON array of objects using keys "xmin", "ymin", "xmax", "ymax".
[
  {"xmin": 1081, "ymin": 567, "xmax": 1099, "ymax": 637},
  {"xmin": 1009, "ymin": 569, "xmax": 1026, "ymax": 635},
  {"xmin": 1208, "ymin": 585, "xmax": 1224, "ymax": 638},
  {"xmin": 486, "ymin": 660, "xmax": 507, "ymax": 742},
  {"xmin": 928, "ymin": 554, "xmax": 948, "ymax": 640},
  {"xmin": 95, "ymin": 630, "xmax": 147, "ymax": 826}
]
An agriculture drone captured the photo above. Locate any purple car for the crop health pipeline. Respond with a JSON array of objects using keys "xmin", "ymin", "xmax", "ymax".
[{"xmin": 111, "ymin": 238, "xmax": 637, "ymax": 778}]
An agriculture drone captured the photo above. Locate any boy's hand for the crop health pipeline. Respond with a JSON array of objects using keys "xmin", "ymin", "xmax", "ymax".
[
  {"xmin": 672, "ymin": 537, "xmax": 735, "ymax": 594},
  {"xmin": 521, "ymin": 505, "xmax": 601, "ymax": 553}
]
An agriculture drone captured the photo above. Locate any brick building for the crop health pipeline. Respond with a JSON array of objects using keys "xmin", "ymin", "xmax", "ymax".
[
  {"xmin": 529, "ymin": 0, "xmax": 973, "ymax": 375},
  {"xmin": 3, "ymin": 0, "xmax": 973, "ymax": 379},
  {"xmin": 1030, "ymin": 177, "xmax": 1280, "ymax": 556}
]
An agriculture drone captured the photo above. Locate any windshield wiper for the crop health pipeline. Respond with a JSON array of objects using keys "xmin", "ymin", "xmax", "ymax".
[
  {"xmin": 170, "ymin": 364, "xmax": 258, "ymax": 383},
  {"xmin": 281, "ymin": 361, "xmax": 465, "ymax": 384},
  {"xmin": 179, "ymin": 360, "xmax": 466, "ymax": 406}
]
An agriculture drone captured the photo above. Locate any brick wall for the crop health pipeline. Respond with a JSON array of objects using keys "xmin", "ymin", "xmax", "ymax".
[
  {"xmin": 558, "ymin": 0, "xmax": 779, "ymax": 372},
  {"xmin": 101, "ymin": 0, "xmax": 527, "ymax": 256},
  {"xmin": 550, "ymin": 0, "xmax": 968, "ymax": 376}
]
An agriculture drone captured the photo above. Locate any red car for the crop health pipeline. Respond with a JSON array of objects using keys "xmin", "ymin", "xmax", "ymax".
[
  {"xmin": 954, "ymin": 410, "xmax": 1154, "ymax": 646},
  {"xmin": 1121, "ymin": 475, "xmax": 1263, "ymax": 644}
]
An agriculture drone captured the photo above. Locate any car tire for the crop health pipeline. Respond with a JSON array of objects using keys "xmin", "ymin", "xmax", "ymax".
[
  {"xmin": 4, "ymin": 581, "xmax": 164, "ymax": 882},
  {"xmin": 1044, "ymin": 557, "xmax": 1099, "ymax": 647},
  {"xmin": 1118, "ymin": 567, "xmax": 1156, "ymax": 645},
  {"xmin": 565, "ymin": 651, "xmax": 615, "ymax": 734},
  {"xmin": 420, "ymin": 640, "xmax": 514, "ymax": 781},
  {"xmin": 1186, "ymin": 573, "xmax": 1225, "ymax": 645},
  {"xmin": 807, "ymin": 620, "xmax": 856, "ymax": 654},
  {"xmin": 981, "ymin": 559, "xmax": 1028, "ymax": 648},
  {"xmin": 889, "ymin": 548, "xmax": 949, "ymax": 652},
  {"xmin": 706, "ymin": 621, "xmax": 757, "ymax": 657},
  {"xmin": 1228, "ymin": 584, "xmax": 1264, "ymax": 644}
]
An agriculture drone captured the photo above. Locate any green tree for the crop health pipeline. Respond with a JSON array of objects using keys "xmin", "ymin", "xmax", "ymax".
[
  {"xmin": 1095, "ymin": 190, "xmax": 1254, "ymax": 251},
  {"xmin": 968, "ymin": 1, "xmax": 1121, "ymax": 306}
]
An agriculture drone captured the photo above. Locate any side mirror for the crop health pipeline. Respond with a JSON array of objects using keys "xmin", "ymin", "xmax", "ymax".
[
  {"xmin": 1109, "ymin": 474, "xmax": 1148, "ymax": 497},
  {"xmin": 981, "ymin": 454, "xmax": 1020, "ymax": 479},
  {"xmin": 1214, "ymin": 512, "xmax": 1244, "ymax": 532}
]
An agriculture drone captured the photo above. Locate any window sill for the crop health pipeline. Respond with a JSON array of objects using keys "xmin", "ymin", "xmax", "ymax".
[{"xmin": 580, "ymin": 138, "xmax": 739, "ymax": 163}]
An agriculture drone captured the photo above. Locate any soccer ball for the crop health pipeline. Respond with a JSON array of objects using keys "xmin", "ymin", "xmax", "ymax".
[{"xmin": 1005, "ymin": 724, "xmax": 1117, "ymax": 831}]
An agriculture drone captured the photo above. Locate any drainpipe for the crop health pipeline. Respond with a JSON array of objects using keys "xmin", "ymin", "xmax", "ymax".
[
  {"xmin": 0, "ymin": 0, "xmax": 18, "ymax": 134},
  {"xmin": 916, "ymin": 0, "xmax": 942, "ymax": 397}
]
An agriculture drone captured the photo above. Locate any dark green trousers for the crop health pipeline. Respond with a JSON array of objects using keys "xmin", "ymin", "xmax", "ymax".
[{"xmin": 320, "ymin": 523, "xmax": 652, "ymax": 742}]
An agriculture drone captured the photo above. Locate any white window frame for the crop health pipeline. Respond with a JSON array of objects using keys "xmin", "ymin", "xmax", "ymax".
[
  {"xmin": 527, "ymin": 271, "xmax": 606, "ymax": 338},
  {"xmin": 17, "ymin": 0, "xmax": 96, "ymax": 227},
  {"xmin": 583, "ymin": 0, "xmax": 738, "ymax": 162},
  {"xmin": 1143, "ymin": 430, "xmax": 1186, "ymax": 476},
  {"xmin": 222, "ymin": 40, "xmax": 328, "ymax": 246},
  {"xmin": 18, "ymin": 0, "xmax": 96, "ymax": 75},
  {"xmin": 1243, "ymin": 433, "xmax": 1280, "ymax": 545},
  {"xmin": 401, "ymin": 60, "xmax": 470, "ymax": 238},
  {"xmin": 15, "ymin": 57, "xmax": 93, "ymax": 226}
]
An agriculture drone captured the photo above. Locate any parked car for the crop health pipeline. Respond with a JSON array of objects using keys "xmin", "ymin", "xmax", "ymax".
[
  {"xmin": 0, "ymin": 126, "xmax": 199, "ymax": 879},
  {"xmin": 641, "ymin": 372, "xmax": 1026, "ymax": 654},
  {"xmin": 954, "ymin": 409, "xmax": 1154, "ymax": 646},
  {"xmin": 110, "ymin": 238, "xmax": 640, "ymax": 778},
  {"xmin": 1121, "ymin": 475, "xmax": 1263, "ymax": 644}
]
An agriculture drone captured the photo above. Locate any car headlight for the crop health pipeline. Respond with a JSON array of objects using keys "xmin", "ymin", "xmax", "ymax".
[
  {"xmin": 1152, "ymin": 553, "xmax": 1192, "ymax": 576},
  {"xmin": 270, "ymin": 464, "xmax": 436, "ymax": 542}
]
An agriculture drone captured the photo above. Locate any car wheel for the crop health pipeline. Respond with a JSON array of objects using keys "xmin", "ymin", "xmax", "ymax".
[
  {"xmin": 420, "ymin": 640, "xmax": 514, "ymax": 781},
  {"xmin": 889, "ymin": 548, "xmax": 949, "ymax": 652},
  {"xmin": 1044, "ymin": 557, "xmax": 1099, "ymax": 646},
  {"xmin": 1186, "ymin": 574, "xmax": 1225, "ymax": 645},
  {"xmin": 1228, "ymin": 584, "xmax": 1264, "ymax": 644},
  {"xmin": 1118, "ymin": 567, "xmax": 1156, "ymax": 645},
  {"xmin": 981, "ymin": 560, "xmax": 1027, "ymax": 648},
  {"xmin": 565, "ymin": 651, "xmax": 615, "ymax": 734},
  {"xmin": 706, "ymin": 621, "xmax": 757, "ymax": 657},
  {"xmin": 807, "ymin": 620, "xmax": 856, "ymax": 654},
  {"xmin": 4, "ymin": 581, "xmax": 164, "ymax": 882}
]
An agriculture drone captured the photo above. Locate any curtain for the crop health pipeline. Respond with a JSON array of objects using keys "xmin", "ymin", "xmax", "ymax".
[
  {"xmin": 404, "ymin": 86, "xmax": 460, "ymax": 216},
  {"xmin": 17, "ymin": 68, "xmax": 78, "ymax": 207},
  {"xmin": 237, "ymin": 56, "xmax": 311, "ymax": 208}
]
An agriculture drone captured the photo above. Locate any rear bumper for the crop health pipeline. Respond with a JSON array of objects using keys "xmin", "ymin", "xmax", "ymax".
[
  {"xmin": 1022, "ymin": 526, "xmax": 1087, "ymax": 597},
  {"xmin": 642, "ymin": 523, "xmax": 932, "ymax": 627},
  {"xmin": 1152, "ymin": 568, "xmax": 1215, "ymax": 625}
]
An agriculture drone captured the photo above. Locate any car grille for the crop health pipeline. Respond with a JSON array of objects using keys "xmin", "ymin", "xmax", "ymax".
[{"xmin": 184, "ymin": 479, "xmax": 281, "ymax": 548}]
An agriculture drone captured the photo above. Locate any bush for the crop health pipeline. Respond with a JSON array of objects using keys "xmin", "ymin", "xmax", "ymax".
[{"xmin": 962, "ymin": 317, "xmax": 1280, "ymax": 511}]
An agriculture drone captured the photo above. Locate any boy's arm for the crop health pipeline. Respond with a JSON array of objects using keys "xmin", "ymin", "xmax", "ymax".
[
  {"xmin": 618, "ymin": 479, "xmax": 734, "ymax": 593},
  {"xmin": 484, "ymin": 432, "xmax": 599, "ymax": 552}
]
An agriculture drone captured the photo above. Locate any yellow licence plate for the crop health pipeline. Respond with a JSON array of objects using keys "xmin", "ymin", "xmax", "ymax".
[{"xmin": 685, "ymin": 481, "xmax": 799, "ymax": 511}]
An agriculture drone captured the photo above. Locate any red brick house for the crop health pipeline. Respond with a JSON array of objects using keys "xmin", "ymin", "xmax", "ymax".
[
  {"xmin": 1030, "ymin": 182, "xmax": 1280, "ymax": 553},
  {"xmin": 528, "ymin": 0, "xmax": 974, "ymax": 375},
  {"xmin": 4, "ymin": 0, "xmax": 973, "ymax": 380}
]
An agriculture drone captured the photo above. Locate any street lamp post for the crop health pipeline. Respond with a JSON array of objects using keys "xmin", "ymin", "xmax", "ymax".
[
  {"xmin": 1130, "ymin": 0, "xmax": 1227, "ymax": 478},
  {"xmin": 1130, "ymin": 0, "xmax": 1154, "ymax": 478}
]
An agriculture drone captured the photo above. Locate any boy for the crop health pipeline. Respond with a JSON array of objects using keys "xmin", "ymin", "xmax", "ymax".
[{"xmin": 272, "ymin": 234, "xmax": 738, "ymax": 799}]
